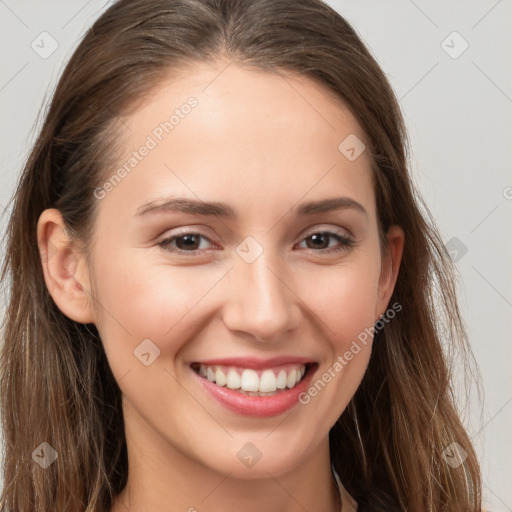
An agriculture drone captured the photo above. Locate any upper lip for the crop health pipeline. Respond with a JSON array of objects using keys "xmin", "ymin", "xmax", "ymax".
[{"xmin": 191, "ymin": 356, "xmax": 315, "ymax": 370}]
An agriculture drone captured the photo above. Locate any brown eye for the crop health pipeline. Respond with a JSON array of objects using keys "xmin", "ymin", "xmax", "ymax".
[
  {"xmin": 299, "ymin": 231, "xmax": 353, "ymax": 254},
  {"xmin": 305, "ymin": 233, "xmax": 330, "ymax": 249},
  {"xmin": 174, "ymin": 234, "xmax": 201, "ymax": 250},
  {"xmin": 159, "ymin": 233, "xmax": 214, "ymax": 254}
]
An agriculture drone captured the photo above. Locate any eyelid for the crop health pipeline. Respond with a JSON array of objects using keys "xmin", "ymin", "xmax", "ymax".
[
  {"xmin": 160, "ymin": 223, "xmax": 352, "ymax": 243},
  {"xmin": 300, "ymin": 223, "xmax": 353, "ymax": 240},
  {"xmin": 158, "ymin": 224, "xmax": 355, "ymax": 257},
  {"xmin": 159, "ymin": 226, "xmax": 220, "ymax": 243}
]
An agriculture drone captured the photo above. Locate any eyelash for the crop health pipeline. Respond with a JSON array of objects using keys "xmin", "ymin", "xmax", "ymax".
[{"xmin": 158, "ymin": 230, "xmax": 354, "ymax": 256}]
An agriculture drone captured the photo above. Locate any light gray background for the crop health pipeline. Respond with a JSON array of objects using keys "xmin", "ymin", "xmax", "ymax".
[{"xmin": 0, "ymin": 1, "xmax": 510, "ymax": 510}]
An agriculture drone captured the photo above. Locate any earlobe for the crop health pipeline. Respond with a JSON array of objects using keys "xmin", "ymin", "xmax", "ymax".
[
  {"xmin": 376, "ymin": 225, "xmax": 405, "ymax": 318},
  {"xmin": 37, "ymin": 208, "xmax": 96, "ymax": 324}
]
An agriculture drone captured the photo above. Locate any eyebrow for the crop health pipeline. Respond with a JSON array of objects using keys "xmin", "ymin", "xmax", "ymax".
[{"xmin": 135, "ymin": 196, "xmax": 368, "ymax": 219}]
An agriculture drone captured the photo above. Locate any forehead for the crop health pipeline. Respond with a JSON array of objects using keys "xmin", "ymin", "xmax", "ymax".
[{"xmin": 100, "ymin": 61, "xmax": 376, "ymax": 223}]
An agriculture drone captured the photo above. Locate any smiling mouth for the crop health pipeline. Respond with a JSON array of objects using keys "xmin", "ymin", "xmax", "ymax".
[{"xmin": 190, "ymin": 362, "xmax": 316, "ymax": 396}]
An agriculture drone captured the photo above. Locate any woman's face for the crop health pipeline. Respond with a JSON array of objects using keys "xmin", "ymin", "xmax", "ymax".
[{"xmin": 46, "ymin": 62, "xmax": 403, "ymax": 481}]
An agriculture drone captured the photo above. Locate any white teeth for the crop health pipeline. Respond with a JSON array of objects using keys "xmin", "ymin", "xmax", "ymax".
[
  {"xmin": 286, "ymin": 369, "xmax": 297, "ymax": 388},
  {"xmin": 276, "ymin": 370, "xmax": 287, "ymax": 389},
  {"xmin": 259, "ymin": 369, "xmax": 277, "ymax": 392},
  {"xmin": 240, "ymin": 369, "xmax": 259, "ymax": 392},
  {"xmin": 197, "ymin": 363, "xmax": 307, "ymax": 394},
  {"xmin": 215, "ymin": 367, "xmax": 227, "ymax": 387},
  {"xmin": 226, "ymin": 369, "xmax": 241, "ymax": 390}
]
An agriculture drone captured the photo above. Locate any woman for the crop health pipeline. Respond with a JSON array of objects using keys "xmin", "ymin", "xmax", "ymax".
[{"xmin": 0, "ymin": 0, "xmax": 482, "ymax": 510}]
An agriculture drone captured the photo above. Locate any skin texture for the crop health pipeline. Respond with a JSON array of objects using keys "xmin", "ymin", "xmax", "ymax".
[{"xmin": 37, "ymin": 61, "xmax": 404, "ymax": 512}]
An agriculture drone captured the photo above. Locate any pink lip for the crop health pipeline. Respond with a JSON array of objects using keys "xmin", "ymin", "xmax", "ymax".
[
  {"xmin": 193, "ymin": 356, "xmax": 313, "ymax": 370},
  {"xmin": 191, "ymin": 361, "xmax": 318, "ymax": 418}
]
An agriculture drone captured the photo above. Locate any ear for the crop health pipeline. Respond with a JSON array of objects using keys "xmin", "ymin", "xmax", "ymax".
[
  {"xmin": 37, "ymin": 208, "xmax": 96, "ymax": 324},
  {"xmin": 375, "ymin": 225, "xmax": 405, "ymax": 320}
]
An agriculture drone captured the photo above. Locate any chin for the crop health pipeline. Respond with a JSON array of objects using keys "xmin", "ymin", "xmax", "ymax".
[{"xmin": 191, "ymin": 431, "xmax": 319, "ymax": 480}]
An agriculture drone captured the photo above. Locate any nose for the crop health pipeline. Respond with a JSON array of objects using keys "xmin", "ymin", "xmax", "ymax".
[{"xmin": 221, "ymin": 251, "xmax": 301, "ymax": 343}]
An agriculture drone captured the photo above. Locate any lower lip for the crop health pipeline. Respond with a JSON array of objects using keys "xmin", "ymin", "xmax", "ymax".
[{"xmin": 193, "ymin": 365, "xmax": 317, "ymax": 418}]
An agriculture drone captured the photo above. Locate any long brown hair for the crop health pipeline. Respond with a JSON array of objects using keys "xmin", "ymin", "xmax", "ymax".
[{"xmin": 0, "ymin": 0, "xmax": 481, "ymax": 510}]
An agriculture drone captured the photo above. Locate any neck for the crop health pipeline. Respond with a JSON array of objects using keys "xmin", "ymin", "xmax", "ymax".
[{"xmin": 111, "ymin": 403, "xmax": 341, "ymax": 512}]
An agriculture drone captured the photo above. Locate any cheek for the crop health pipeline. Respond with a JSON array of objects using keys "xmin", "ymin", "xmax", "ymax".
[
  {"xmin": 294, "ymin": 253, "xmax": 381, "ymax": 420},
  {"xmin": 89, "ymin": 248, "xmax": 228, "ymax": 375},
  {"xmin": 302, "ymin": 255, "xmax": 381, "ymax": 347}
]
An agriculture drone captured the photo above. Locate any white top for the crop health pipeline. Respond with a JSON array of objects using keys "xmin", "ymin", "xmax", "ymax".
[{"xmin": 333, "ymin": 467, "xmax": 358, "ymax": 511}]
